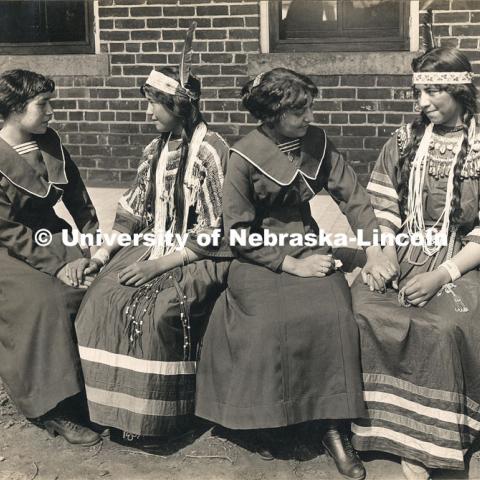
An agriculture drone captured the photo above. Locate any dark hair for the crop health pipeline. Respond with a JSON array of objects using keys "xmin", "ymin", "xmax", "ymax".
[
  {"xmin": 0, "ymin": 69, "xmax": 55, "ymax": 120},
  {"xmin": 398, "ymin": 48, "xmax": 478, "ymax": 224},
  {"xmin": 241, "ymin": 68, "xmax": 318, "ymax": 127},
  {"xmin": 140, "ymin": 66, "xmax": 203, "ymax": 231}
]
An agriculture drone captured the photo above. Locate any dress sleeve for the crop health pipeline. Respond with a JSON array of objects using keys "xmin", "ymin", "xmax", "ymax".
[
  {"xmin": 322, "ymin": 139, "xmax": 380, "ymax": 246},
  {"xmin": 113, "ymin": 141, "xmax": 156, "ymax": 235},
  {"xmin": 185, "ymin": 132, "xmax": 233, "ymax": 258},
  {"xmin": 366, "ymin": 133, "xmax": 403, "ymax": 234},
  {"xmin": 223, "ymin": 152, "xmax": 286, "ymax": 271},
  {"xmin": 62, "ymin": 148, "xmax": 99, "ymax": 235},
  {"xmin": 0, "ymin": 178, "xmax": 84, "ymax": 276}
]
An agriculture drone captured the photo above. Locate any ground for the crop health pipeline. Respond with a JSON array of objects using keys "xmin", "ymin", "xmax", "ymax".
[{"xmin": 1, "ymin": 189, "xmax": 479, "ymax": 480}]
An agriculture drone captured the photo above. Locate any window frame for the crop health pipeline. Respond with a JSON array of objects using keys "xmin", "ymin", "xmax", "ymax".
[
  {"xmin": 0, "ymin": 0, "xmax": 96, "ymax": 55},
  {"xmin": 268, "ymin": 0, "xmax": 411, "ymax": 53}
]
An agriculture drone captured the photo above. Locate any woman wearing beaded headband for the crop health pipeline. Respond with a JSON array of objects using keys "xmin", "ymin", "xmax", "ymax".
[
  {"xmin": 195, "ymin": 68, "xmax": 396, "ymax": 480},
  {"xmin": 74, "ymin": 61, "xmax": 232, "ymax": 438},
  {"xmin": 351, "ymin": 47, "xmax": 480, "ymax": 479}
]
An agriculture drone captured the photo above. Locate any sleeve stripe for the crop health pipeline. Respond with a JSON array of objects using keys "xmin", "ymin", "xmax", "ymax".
[
  {"xmin": 370, "ymin": 170, "xmax": 395, "ymax": 187},
  {"xmin": 374, "ymin": 210, "xmax": 402, "ymax": 229},
  {"xmin": 367, "ymin": 182, "xmax": 398, "ymax": 200}
]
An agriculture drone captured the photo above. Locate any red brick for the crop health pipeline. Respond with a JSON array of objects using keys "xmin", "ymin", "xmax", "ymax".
[
  {"xmin": 126, "ymin": 43, "xmax": 141, "ymax": 53},
  {"xmin": 100, "ymin": 30, "xmax": 130, "ymax": 41},
  {"xmin": 341, "ymin": 75, "xmax": 375, "ymax": 87},
  {"xmin": 196, "ymin": 29, "xmax": 227, "ymax": 40},
  {"xmin": 111, "ymin": 54, "xmax": 135, "ymax": 64},
  {"xmin": 163, "ymin": 30, "xmax": 187, "ymax": 40},
  {"xmin": 95, "ymin": 89, "xmax": 120, "ymax": 99},
  {"xmin": 82, "ymin": 146, "xmax": 112, "ymax": 156},
  {"xmin": 111, "ymin": 66, "xmax": 122, "ymax": 75},
  {"xmin": 379, "ymin": 101, "xmax": 414, "ymax": 112},
  {"xmin": 107, "ymin": 135, "xmax": 131, "ymax": 145},
  {"xmin": 230, "ymin": 112, "xmax": 246, "ymax": 123},
  {"xmin": 313, "ymin": 100, "xmax": 341, "ymax": 111},
  {"xmin": 309, "ymin": 76, "xmax": 340, "ymax": 87},
  {"xmin": 79, "ymin": 123, "xmax": 109, "ymax": 132},
  {"xmin": 434, "ymin": 12, "xmax": 469, "ymax": 23},
  {"xmin": 221, "ymin": 65, "xmax": 245, "ymax": 75},
  {"xmin": 109, "ymin": 100, "xmax": 140, "ymax": 110},
  {"xmin": 162, "ymin": 6, "xmax": 195, "ymax": 16},
  {"xmin": 229, "ymin": 4, "xmax": 258, "ymax": 15},
  {"xmin": 53, "ymin": 112, "xmax": 68, "ymax": 121},
  {"xmin": 132, "ymin": 30, "xmax": 161, "ymax": 40},
  {"xmin": 197, "ymin": 5, "xmax": 229, "ymax": 16},
  {"xmin": 115, "ymin": 19, "xmax": 145, "ymax": 29},
  {"xmin": 69, "ymin": 112, "xmax": 83, "ymax": 121},
  {"xmin": 460, "ymin": 39, "xmax": 478, "ymax": 48},
  {"xmin": 213, "ymin": 17, "xmax": 244, "ymax": 27},
  {"xmin": 101, "ymin": 112, "xmax": 115, "ymax": 121},
  {"xmin": 342, "ymin": 101, "xmax": 377, "ymax": 112},
  {"xmin": 453, "ymin": 0, "xmax": 480, "ymax": 9},
  {"xmin": 201, "ymin": 53, "xmax": 233, "ymax": 64},
  {"xmin": 73, "ymin": 77, "xmax": 104, "ymax": 87},
  {"xmin": 246, "ymin": 17, "xmax": 260, "ymax": 28},
  {"xmin": 349, "ymin": 114, "xmax": 367, "ymax": 124},
  {"xmin": 323, "ymin": 126, "xmax": 341, "ymax": 136},
  {"xmin": 376, "ymin": 75, "xmax": 411, "ymax": 87},
  {"xmin": 452, "ymin": 25, "xmax": 480, "ymax": 36},
  {"xmin": 323, "ymin": 88, "xmax": 356, "ymax": 99},
  {"xmin": 313, "ymin": 113, "xmax": 329, "ymax": 124},
  {"xmin": 385, "ymin": 114, "xmax": 404, "ymax": 124},
  {"xmin": 123, "ymin": 66, "xmax": 152, "ymax": 76},
  {"xmin": 136, "ymin": 54, "xmax": 168, "ymax": 64},
  {"xmin": 357, "ymin": 88, "xmax": 391, "ymax": 100},
  {"xmin": 120, "ymin": 88, "xmax": 141, "ymax": 99},
  {"xmin": 146, "ymin": 18, "xmax": 177, "ymax": 28},
  {"xmin": 242, "ymin": 41, "xmax": 260, "ymax": 52},
  {"xmin": 130, "ymin": 7, "xmax": 163, "ymax": 17},
  {"xmin": 368, "ymin": 114, "xmax": 385, "ymax": 123},
  {"xmin": 439, "ymin": 38, "xmax": 460, "ymax": 48},
  {"xmin": 378, "ymin": 126, "xmax": 397, "ymax": 136},
  {"xmin": 179, "ymin": 18, "xmax": 211, "ymax": 28},
  {"xmin": 208, "ymin": 42, "xmax": 226, "ymax": 52},
  {"xmin": 98, "ymin": 7, "xmax": 128, "ymax": 17},
  {"xmin": 109, "ymin": 43, "xmax": 125, "ymax": 53},
  {"xmin": 202, "ymin": 77, "xmax": 236, "ymax": 87},
  {"xmin": 204, "ymin": 100, "xmax": 238, "ymax": 111},
  {"xmin": 343, "ymin": 126, "xmax": 376, "ymax": 137},
  {"xmin": 110, "ymin": 123, "xmax": 140, "ymax": 133},
  {"xmin": 331, "ymin": 113, "xmax": 348, "ymax": 123},
  {"xmin": 230, "ymin": 29, "xmax": 258, "ymax": 40},
  {"xmin": 58, "ymin": 88, "xmax": 89, "ymax": 99},
  {"xmin": 99, "ymin": 19, "xmax": 113, "ymax": 29},
  {"xmin": 419, "ymin": 0, "xmax": 449, "ymax": 9},
  {"xmin": 76, "ymin": 158, "xmax": 97, "ymax": 169}
]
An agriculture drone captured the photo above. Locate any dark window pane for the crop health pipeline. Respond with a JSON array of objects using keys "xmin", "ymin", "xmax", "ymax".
[{"xmin": 0, "ymin": 0, "xmax": 91, "ymax": 51}]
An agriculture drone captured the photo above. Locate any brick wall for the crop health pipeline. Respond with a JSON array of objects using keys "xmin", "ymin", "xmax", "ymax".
[{"xmin": 46, "ymin": 0, "xmax": 480, "ymax": 185}]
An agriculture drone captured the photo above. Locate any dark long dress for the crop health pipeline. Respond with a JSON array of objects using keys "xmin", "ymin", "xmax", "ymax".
[
  {"xmin": 75, "ymin": 130, "xmax": 232, "ymax": 436},
  {"xmin": 195, "ymin": 126, "xmax": 379, "ymax": 429},
  {"xmin": 351, "ymin": 124, "xmax": 480, "ymax": 470},
  {"xmin": 0, "ymin": 128, "xmax": 99, "ymax": 418}
]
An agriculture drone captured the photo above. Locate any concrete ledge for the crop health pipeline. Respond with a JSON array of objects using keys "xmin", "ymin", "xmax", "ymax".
[
  {"xmin": 0, "ymin": 54, "xmax": 110, "ymax": 77},
  {"xmin": 248, "ymin": 52, "xmax": 419, "ymax": 76}
]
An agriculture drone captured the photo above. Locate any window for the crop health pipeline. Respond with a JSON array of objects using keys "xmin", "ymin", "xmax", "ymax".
[
  {"xmin": 268, "ymin": 0, "xmax": 410, "ymax": 52},
  {"xmin": 0, "ymin": 0, "xmax": 95, "ymax": 55}
]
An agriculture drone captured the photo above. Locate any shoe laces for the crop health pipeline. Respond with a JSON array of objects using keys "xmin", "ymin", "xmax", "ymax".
[{"xmin": 340, "ymin": 432, "xmax": 360, "ymax": 460}]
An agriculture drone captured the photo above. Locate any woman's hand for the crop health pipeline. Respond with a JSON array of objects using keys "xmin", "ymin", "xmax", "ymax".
[
  {"xmin": 57, "ymin": 258, "xmax": 100, "ymax": 288},
  {"xmin": 118, "ymin": 259, "xmax": 169, "ymax": 287},
  {"xmin": 402, "ymin": 269, "xmax": 450, "ymax": 307},
  {"xmin": 361, "ymin": 246, "xmax": 399, "ymax": 292},
  {"xmin": 282, "ymin": 254, "xmax": 335, "ymax": 278}
]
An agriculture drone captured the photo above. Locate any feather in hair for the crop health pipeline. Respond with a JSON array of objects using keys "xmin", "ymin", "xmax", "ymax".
[
  {"xmin": 179, "ymin": 21, "xmax": 197, "ymax": 88},
  {"xmin": 422, "ymin": 9, "xmax": 436, "ymax": 52}
]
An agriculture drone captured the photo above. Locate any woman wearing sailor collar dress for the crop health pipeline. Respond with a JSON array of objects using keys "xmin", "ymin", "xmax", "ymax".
[
  {"xmin": 0, "ymin": 69, "xmax": 101, "ymax": 446},
  {"xmin": 195, "ymin": 68, "xmax": 396, "ymax": 480}
]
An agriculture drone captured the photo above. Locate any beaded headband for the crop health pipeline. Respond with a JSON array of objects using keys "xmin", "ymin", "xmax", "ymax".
[{"xmin": 413, "ymin": 71, "xmax": 474, "ymax": 85}]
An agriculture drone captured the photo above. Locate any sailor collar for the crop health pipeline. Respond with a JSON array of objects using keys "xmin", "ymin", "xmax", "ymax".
[
  {"xmin": 230, "ymin": 126, "xmax": 327, "ymax": 186},
  {"xmin": 0, "ymin": 128, "xmax": 67, "ymax": 198}
]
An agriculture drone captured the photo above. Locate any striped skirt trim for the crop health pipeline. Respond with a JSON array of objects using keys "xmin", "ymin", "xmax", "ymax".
[
  {"xmin": 352, "ymin": 373, "xmax": 480, "ymax": 470},
  {"xmin": 80, "ymin": 346, "xmax": 197, "ymax": 435}
]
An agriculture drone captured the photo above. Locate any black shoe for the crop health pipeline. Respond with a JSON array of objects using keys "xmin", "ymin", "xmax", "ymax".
[
  {"xmin": 322, "ymin": 427, "xmax": 366, "ymax": 480},
  {"xmin": 42, "ymin": 414, "xmax": 101, "ymax": 447}
]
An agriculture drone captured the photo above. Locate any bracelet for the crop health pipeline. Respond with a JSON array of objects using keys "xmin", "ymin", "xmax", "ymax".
[
  {"xmin": 181, "ymin": 248, "xmax": 190, "ymax": 267},
  {"xmin": 92, "ymin": 247, "xmax": 110, "ymax": 267},
  {"xmin": 438, "ymin": 260, "xmax": 461, "ymax": 282}
]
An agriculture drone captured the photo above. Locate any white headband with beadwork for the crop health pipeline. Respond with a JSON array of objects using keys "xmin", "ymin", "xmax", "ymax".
[
  {"xmin": 145, "ymin": 70, "xmax": 179, "ymax": 95},
  {"xmin": 413, "ymin": 71, "xmax": 474, "ymax": 85}
]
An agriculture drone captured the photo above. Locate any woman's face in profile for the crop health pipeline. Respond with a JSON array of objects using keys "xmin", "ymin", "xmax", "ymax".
[
  {"xmin": 275, "ymin": 94, "xmax": 314, "ymax": 139},
  {"xmin": 145, "ymin": 95, "xmax": 182, "ymax": 133},
  {"xmin": 15, "ymin": 92, "xmax": 54, "ymax": 135}
]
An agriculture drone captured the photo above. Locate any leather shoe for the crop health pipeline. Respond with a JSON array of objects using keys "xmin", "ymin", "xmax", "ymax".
[
  {"xmin": 322, "ymin": 426, "xmax": 366, "ymax": 480},
  {"xmin": 42, "ymin": 415, "xmax": 101, "ymax": 447}
]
